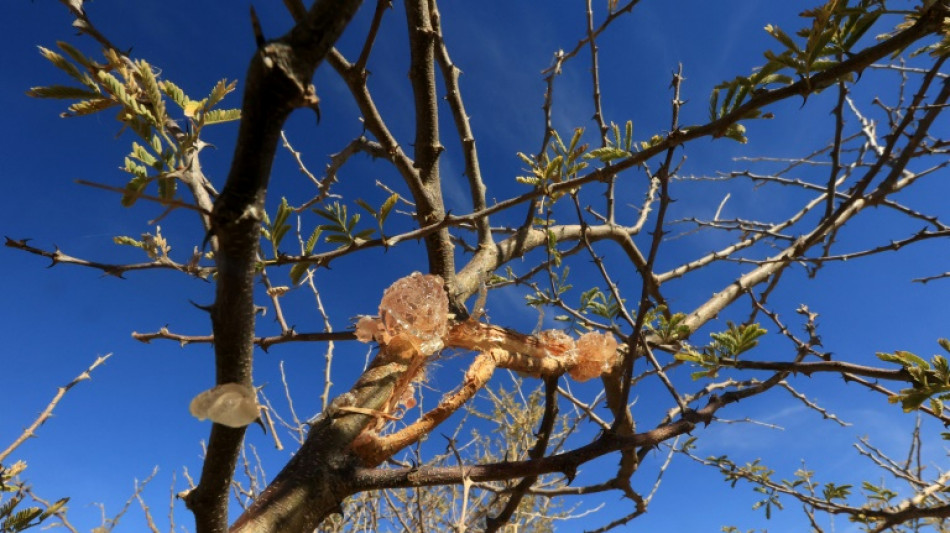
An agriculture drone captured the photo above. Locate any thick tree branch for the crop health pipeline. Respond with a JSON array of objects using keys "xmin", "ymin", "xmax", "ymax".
[{"xmin": 182, "ymin": 2, "xmax": 364, "ymax": 532}]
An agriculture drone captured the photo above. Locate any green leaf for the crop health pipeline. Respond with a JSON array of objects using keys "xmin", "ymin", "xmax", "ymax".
[
  {"xmin": 36, "ymin": 46, "xmax": 86, "ymax": 86},
  {"xmin": 542, "ymin": 155, "xmax": 563, "ymax": 181},
  {"xmin": 313, "ymin": 205, "xmax": 341, "ymax": 224},
  {"xmin": 121, "ymin": 176, "xmax": 150, "ymax": 207},
  {"xmin": 709, "ymin": 87, "xmax": 721, "ymax": 120},
  {"xmin": 303, "ymin": 226, "xmax": 322, "ymax": 255},
  {"xmin": 130, "ymin": 142, "xmax": 158, "ymax": 167},
  {"xmin": 205, "ymin": 79, "xmax": 237, "ymax": 110},
  {"xmin": 56, "ymin": 41, "xmax": 95, "ymax": 70},
  {"xmin": 62, "ymin": 98, "xmax": 116, "ymax": 117},
  {"xmin": 567, "ymin": 127, "xmax": 583, "ymax": 157},
  {"xmin": 266, "ymin": 198, "xmax": 293, "ymax": 253},
  {"xmin": 149, "ymin": 133, "xmax": 163, "ymax": 157},
  {"xmin": 159, "ymin": 80, "xmax": 188, "ymax": 110},
  {"xmin": 135, "ymin": 59, "xmax": 166, "ymax": 126},
  {"xmin": 586, "ymin": 146, "xmax": 630, "ymax": 163},
  {"xmin": 325, "ymin": 234, "xmax": 353, "ymax": 244},
  {"xmin": 40, "ymin": 498, "xmax": 68, "ymax": 519},
  {"xmin": 290, "ymin": 261, "xmax": 313, "ymax": 285},
  {"xmin": 764, "ymin": 24, "xmax": 800, "ymax": 54},
  {"xmin": 931, "ymin": 397, "xmax": 944, "ymax": 416},
  {"xmin": 201, "ymin": 108, "xmax": 241, "ymax": 125},
  {"xmin": 842, "ymin": 11, "xmax": 881, "ymax": 50},
  {"xmin": 353, "ymin": 228, "xmax": 374, "ymax": 241},
  {"xmin": 123, "ymin": 157, "xmax": 149, "ymax": 180},
  {"xmin": 379, "ymin": 194, "xmax": 398, "ymax": 222},
  {"xmin": 96, "ymin": 70, "xmax": 130, "ymax": 107},
  {"xmin": 896, "ymin": 350, "xmax": 931, "ymax": 369},
  {"xmin": 355, "ymin": 198, "xmax": 377, "ymax": 220},
  {"xmin": 516, "ymin": 152, "xmax": 535, "ymax": 167}
]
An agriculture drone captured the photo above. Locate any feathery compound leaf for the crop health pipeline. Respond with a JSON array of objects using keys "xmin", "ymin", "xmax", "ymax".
[
  {"xmin": 290, "ymin": 261, "xmax": 314, "ymax": 286},
  {"xmin": 41, "ymin": 498, "xmax": 68, "ymax": 519},
  {"xmin": 159, "ymin": 79, "xmax": 188, "ymax": 109},
  {"xmin": 56, "ymin": 41, "xmax": 94, "ymax": 70},
  {"xmin": 201, "ymin": 108, "xmax": 241, "ymax": 125},
  {"xmin": 123, "ymin": 157, "xmax": 149, "ymax": 180},
  {"xmin": 62, "ymin": 98, "xmax": 117, "ymax": 117},
  {"xmin": 7, "ymin": 506, "xmax": 43, "ymax": 530},
  {"xmin": 269, "ymin": 198, "xmax": 293, "ymax": 251},
  {"xmin": 355, "ymin": 198, "xmax": 377, "ymax": 217},
  {"xmin": 303, "ymin": 226, "xmax": 322, "ymax": 255},
  {"xmin": 27, "ymin": 85, "xmax": 101, "ymax": 100},
  {"xmin": 130, "ymin": 142, "xmax": 158, "ymax": 167},
  {"xmin": 135, "ymin": 59, "xmax": 166, "ymax": 126},
  {"xmin": 121, "ymin": 175, "xmax": 150, "ymax": 207},
  {"xmin": 764, "ymin": 24, "xmax": 800, "ymax": 54},
  {"xmin": 36, "ymin": 46, "xmax": 85, "ymax": 85},
  {"xmin": 709, "ymin": 87, "xmax": 721, "ymax": 120},
  {"xmin": 586, "ymin": 146, "xmax": 629, "ymax": 163},
  {"xmin": 842, "ymin": 10, "xmax": 881, "ymax": 50},
  {"xmin": 96, "ymin": 70, "xmax": 130, "ymax": 107},
  {"xmin": 205, "ymin": 79, "xmax": 237, "ymax": 110},
  {"xmin": 113, "ymin": 235, "xmax": 145, "ymax": 248}
]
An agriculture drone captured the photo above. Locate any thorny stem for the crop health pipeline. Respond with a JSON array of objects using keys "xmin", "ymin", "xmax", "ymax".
[
  {"xmin": 584, "ymin": 0, "xmax": 616, "ymax": 222},
  {"xmin": 619, "ymin": 65, "xmax": 686, "ymax": 422},
  {"xmin": 0, "ymin": 353, "xmax": 113, "ymax": 463}
]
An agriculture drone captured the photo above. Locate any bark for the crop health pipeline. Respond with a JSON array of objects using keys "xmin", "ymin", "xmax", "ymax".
[{"xmin": 181, "ymin": 2, "xmax": 364, "ymax": 532}]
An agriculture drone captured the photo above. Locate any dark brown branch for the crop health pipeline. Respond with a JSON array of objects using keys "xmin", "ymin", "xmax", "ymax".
[
  {"xmin": 350, "ymin": 374, "xmax": 776, "ymax": 493},
  {"xmin": 182, "ymin": 1, "xmax": 365, "ymax": 532},
  {"xmin": 724, "ymin": 359, "xmax": 911, "ymax": 382},
  {"xmin": 355, "ymin": 0, "xmax": 392, "ymax": 72}
]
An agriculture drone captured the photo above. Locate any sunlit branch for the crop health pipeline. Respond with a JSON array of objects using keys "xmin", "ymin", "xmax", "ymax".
[{"xmin": 131, "ymin": 327, "xmax": 354, "ymax": 349}]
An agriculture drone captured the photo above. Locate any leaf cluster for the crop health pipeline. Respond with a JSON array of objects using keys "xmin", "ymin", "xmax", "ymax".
[
  {"xmin": 877, "ymin": 338, "xmax": 950, "ymax": 414},
  {"xmin": 516, "ymin": 128, "xmax": 589, "ymax": 207},
  {"xmin": 710, "ymin": 456, "xmax": 853, "ymax": 522},
  {"xmin": 525, "ymin": 267, "xmax": 572, "ymax": 309},
  {"xmin": 675, "ymin": 322, "xmax": 767, "ymax": 379},
  {"xmin": 113, "ymin": 226, "xmax": 172, "ymax": 261},
  {"xmin": 708, "ymin": 1, "xmax": 884, "ymax": 142},
  {"xmin": 0, "ymin": 462, "xmax": 68, "ymax": 533},
  {"xmin": 585, "ymin": 120, "xmax": 635, "ymax": 162},
  {"xmin": 313, "ymin": 201, "xmax": 374, "ymax": 247},
  {"xmin": 28, "ymin": 42, "xmax": 240, "ymax": 207},
  {"xmin": 645, "ymin": 307, "xmax": 690, "ymax": 344}
]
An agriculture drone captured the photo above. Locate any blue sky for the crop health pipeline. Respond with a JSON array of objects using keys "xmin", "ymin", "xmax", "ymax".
[{"xmin": 3, "ymin": 1, "xmax": 949, "ymax": 532}]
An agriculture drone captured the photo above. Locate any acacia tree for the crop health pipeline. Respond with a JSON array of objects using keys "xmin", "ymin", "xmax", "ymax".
[{"xmin": 7, "ymin": 0, "xmax": 950, "ymax": 532}]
